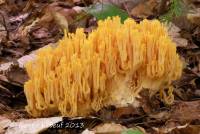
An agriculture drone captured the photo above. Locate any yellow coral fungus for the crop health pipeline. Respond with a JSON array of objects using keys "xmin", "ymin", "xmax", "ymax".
[{"xmin": 24, "ymin": 17, "xmax": 183, "ymax": 117}]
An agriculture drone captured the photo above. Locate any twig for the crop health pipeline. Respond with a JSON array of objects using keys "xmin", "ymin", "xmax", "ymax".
[
  {"xmin": 3, "ymin": 48, "xmax": 23, "ymax": 57},
  {"xmin": 0, "ymin": 28, "xmax": 17, "ymax": 31},
  {"xmin": 122, "ymin": 2, "xmax": 131, "ymax": 17},
  {"xmin": 0, "ymin": 12, "xmax": 9, "ymax": 40}
]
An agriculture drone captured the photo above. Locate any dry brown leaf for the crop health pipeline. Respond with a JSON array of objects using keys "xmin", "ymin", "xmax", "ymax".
[
  {"xmin": 173, "ymin": 68, "xmax": 199, "ymax": 100},
  {"xmin": 9, "ymin": 13, "xmax": 29, "ymax": 24},
  {"xmin": 6, "ymin": 2, "xmax": 83, "ymax": 53},
  {"xmin": 92, "ymin": 123, "xmax": 127, "ymax": 134},
  {"xmin": 168, "ymin": 23, "xmax": 188, "ymax": 47},
  {"xmin": 152, "ymin": 101, "xmax": 200, "ymax": 133},
  {"xmin": 0, "ymin": 103, "xmax": 11, "ymax": 115},
  {"xmin": 131, "ymin": 0, "xmax": 159, "ymax": 18},
  {"xmin": 5, "ymin": 117, "xmax": 62, "ymax": 134},
  {"xmin": 47, "ymin": 2, "xmax": 82, "ymax": 28},
  {"xmin": 98, "ymin": 0, "xmax": 147, "ymax": 10},
  {"xmin": 73, "ymin": 0, "xmax": 81, "ymax": 2},
  {"xmin": 187, "ymin": 8, "xmax": 200, "ymax": 26},
  {"xmin": 6, "ymin": 64, "xmax": 28, "ymax": 85},
  {"xmin": 172, "ymin": 125, "xmax": 200, "ymax": 134},
  {"xmin": 0, "ymin": 116, "xmax": 11, "ymax": 134},
  {"xmin": 36, "ymin": 2, "xmax": 85, "ymax": 34},
  {"xmin": 170, "ymin": 100, "xmax": 200, "ymax": 122},
  {"xmin": 0, "ymin": 30, "xmax": 6, "ymax": 45},
  {"xmin": 112, "ymin": 106, "xmax": 141, "ymax": 119},
  {"xmin": 83, "ymin": 123, "xmax": 146, "ymax": 134},
  {"xmin": 193, "ymin": 27, "xmax": 200, "ymax": 46},
  {"xmin": 82, "ymin": 129, "xmax": 95, "ymax": 134},
  {"xmin": 0, "ymin": 43, "xmax": 55, "ymax": 73},
  {"xmin": 53, "ymin": 12, "xmax": 69, "ymax": 31},
  {"xmin": 31, "ymin": 27, "xmax": 50, "ymax": 39},
  {"xmin": 0, "ymin": 14, "xmax": 7, "ymax": 44},
  {"xmin": 153, "ymin": 123, "xmax": 189, "ymax": 133},
  {"xmin": 9, "ymin": 18, "xmax": 40, "ymax": 48}
]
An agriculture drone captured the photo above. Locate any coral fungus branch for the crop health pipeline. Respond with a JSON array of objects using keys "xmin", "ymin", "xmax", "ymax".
[{"xmin": 24, "ymin": 16, "xmax": 182, "ymax": 117}]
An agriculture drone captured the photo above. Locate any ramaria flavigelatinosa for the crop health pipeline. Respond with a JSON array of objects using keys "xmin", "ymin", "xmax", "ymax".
[{"xmin": 24, "ymin": 17, "xmax": 183, "ymax": 117}]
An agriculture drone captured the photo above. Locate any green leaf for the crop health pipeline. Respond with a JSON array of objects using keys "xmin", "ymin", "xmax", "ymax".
[
  {"xmin": 84, "ymin": 2, "xmax": 129, "ymax": 22},
  {"xmin": 121, "ymin": 129, "xmax": 143, "ymax": 134}
]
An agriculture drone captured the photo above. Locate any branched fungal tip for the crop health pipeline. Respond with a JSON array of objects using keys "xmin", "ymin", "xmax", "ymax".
[{"xmin": 24, "ymin": 16, "xmax": 183, "ymax": 117}]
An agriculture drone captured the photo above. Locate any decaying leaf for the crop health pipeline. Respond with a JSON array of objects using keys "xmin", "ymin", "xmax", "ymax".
[
  {"xmin": 97, "ymin": 0, "xmax": 151, "ymax": 15},
  {"xmin": 0, "ymin": 43, "xmax": 56, "ymax": 73},
  {"xmin": 84, "ymin": 2, "xmax": 129, "ymax": 22},
  {"xmin": 0, "ymin": 0, "xmax": 5, "ymax": 5},
  {"xmin": 171, "ymin": 125, "xmax": 200, "ymax": 134},
  {"xmin": 90, "ymin": 123, "xmax": 127, "ymax": 134},
  {"xmin": 82, "ymin": 123, "xmax": 145, "ymax": 134},
  {"xmin": 168, "ymin": 23, "xmax": 188, "ymax": 47},
  {"xmin": 187, "ymin": 8, "xmax": 200, "ymax": 26},
  {"xmin": 0, "ymin": 116, "xmax": 11, "ymax": 134},
  {"xmin": 9, "ymin": 13, "xmax": 29, "ymax": 24},
  {"xmin": 5, "ymin": 64, "xmax": 29, "ymax": 85},
  {"xmin": 131, "ymin": 0, "xmax": 159, "ymax": 18},
  {"xmin": 170, "ymin": 100, "xmax": 200, "ymax": 122},
  {"xmin": 5, "ymin": 117, "xmax": 62, "ymax": 134},
  {"xmin": 31, "ymin": 27, "xmax": 50, "ymax": 39},
  {"xmin": 150, "ymin": 100, "xmax": 200, "ymax": 133},
  {"xmin": 53, "ymin": 12, "xmax": 69, "ymax": 31},
  {"xmin": 153, "ymin": 123, "xmax": 189, "ymax": 133},
  {"xmin": 122, "ymin": 129, "xmax": 144, "ymax": 134},
  {"xmin": 0, "ymin": 21, "xmax": 6, "ymax": 43}
]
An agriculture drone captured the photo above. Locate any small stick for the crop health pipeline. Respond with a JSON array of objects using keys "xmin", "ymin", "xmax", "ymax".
[{"xmin": 0, "ymin": 12, "xmax": 9, "ymax": 40}]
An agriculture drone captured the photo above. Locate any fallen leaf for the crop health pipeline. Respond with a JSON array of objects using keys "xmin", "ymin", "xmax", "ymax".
[
  {"xmin": 47, "ymin": 2, "xmax": 82, "ymax": 29},
  {"xmin": 10, "ymin": 18, "xmax": 40, "ymax": 48},
  {"xmin": 112, "ymin": 106, "xmax": 142, "ymax": 119},
  {"xmin": 5, "ymin": 117, "xmax": 62, "ymax": 134},
  {"xmin": 9, "ymin": 13, "xmax": 29, "ymax": 24},
  {"xmin": 168, "ymin": 23, "xmax": 188, "ymax": 47},
  {"xmin": 6, "ymin": 64, "xmax": 28, "ymax": 85},
  {"xmin": 153, "ymin": 123, "xmax": 189, "ymax": 133},
  {"xmin": 122, "ymin": 129, "xmax": 143, "ymax": 134},
  {"xmin": 53, "ymin": 12, "xmax": 69, "ymax": 31},
  {"xmin": 0, "ymin": 43, "xmax": 55, "ymax": 73},
  {"xmin": 173, "ymin": 15, "xmax": 196, "ymax": 32},
  {"xmin": 97, "ymin": 0, "xmax": 147, "ymax": 13},
  {"xmin": 187, "ymin": 8, "xmax": 200, "ymax": 26},
  {"xmin": 193, "ymin": 27, "xmax": 200, "ymax": 47},
  {"xmin": 0, "ymin": 103, "xmax": 11, "ymax": 114},
  {"xmin": 131, "ymin": 0, "xmax": 159, "ymax": 18},
  {"xmin": 41, "ymin": 116, "xmax": 102, "ymax": 134},
  {"xmin": 0, "ymin": 116, "xmax": 11, "ymax": 134},
  {"xmin": 143, "ymin": 100, "xmax": 200, "ymax": 133},
  {"xmin": 31, "ymin": 27, "xmax": 50, "ymax": 39},
  {"xmin": 171, "ymin": 125, "xmax": 200, "ymax": 134},
  {"xmin": 0, "ymin": 0, "xmax": 5, "ymax": 5},
  {"xmin": 82, "ymin": 129, "xmax": 95, "ymax": 134},
  {"xmin": 84, "ymin": 2, "xmax": 129, "ymax": 22},
  {"xmin": 170, "ymin": 100, "xmax": 200, "ymax": 122},
  {"xmin": 92, "ymin": 123, "xmax": 127, "ymax": 133}
]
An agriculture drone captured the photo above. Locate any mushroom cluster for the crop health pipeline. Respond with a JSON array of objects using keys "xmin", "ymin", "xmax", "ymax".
[{"xmin": 24, "ymin": 17, "xmax": 182, "ymax": 117}]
